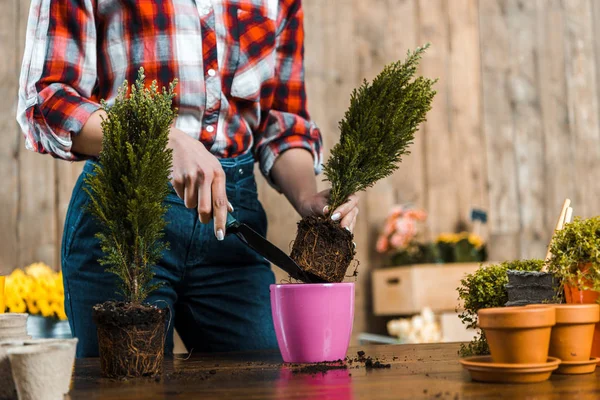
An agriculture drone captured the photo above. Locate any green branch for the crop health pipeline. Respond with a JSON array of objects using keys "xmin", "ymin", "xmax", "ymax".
[
  {"xmin": 324, "ymin": 44, "xmax": 437, "ymax": 211},
  {"xmin": 83, "ymin": 68, "xmax": 176, "ymax": 304}
]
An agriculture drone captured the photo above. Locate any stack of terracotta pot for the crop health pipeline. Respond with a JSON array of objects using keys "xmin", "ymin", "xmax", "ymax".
[{"xmin": 460, "ymin": 304, "xmax": 600, "ymax": 383}]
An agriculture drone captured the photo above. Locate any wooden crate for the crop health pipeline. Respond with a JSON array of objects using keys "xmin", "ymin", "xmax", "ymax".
[{"xmin": 372, "ymin": 263, "xmax": 487, "ymax": 316}]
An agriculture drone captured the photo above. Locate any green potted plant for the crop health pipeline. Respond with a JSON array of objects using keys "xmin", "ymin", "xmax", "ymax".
[
  {"xmin": 290, "ymin": 45, "xmax": 437, "ymax": 282},
  {"xmin": 456, "ymin": 259, "xmax": 544, "ymax": 357},
  {"xmin": 547, "ymin": 216, "xmax": 600, "ymax": 360},
  {"xmin": 84, "ymin": 69, "xmax": 176, "ymax": 378}
]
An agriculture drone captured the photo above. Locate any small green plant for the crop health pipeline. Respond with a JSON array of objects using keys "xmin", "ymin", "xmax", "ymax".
[
  {"xmin": 324, "ymin": 44, "xmax": 437, "ymax": 211},
  {"xmin": 84, "ymin": 68, "xmax": 177, "ymax": 304},
  {"xmin": 548, "ymin": 216, "xmax": 600, "ymax": 292},
  {"xmin": 456, "ymin": 259, "xmax": 544, "ymax": 356}
]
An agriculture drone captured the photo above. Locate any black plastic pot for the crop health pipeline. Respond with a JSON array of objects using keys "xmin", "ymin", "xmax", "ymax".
[{"xmin": 505, "ymin": 270, "xmax": 560, "ymax": 306}]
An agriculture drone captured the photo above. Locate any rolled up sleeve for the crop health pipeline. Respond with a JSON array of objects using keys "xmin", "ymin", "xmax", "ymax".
[
  {"xmin": 17, "ymin": 0, "xmax": 100, "ymax": 161},
  {"xmin": 254, "ymin": 0, "xmax": 323, "ymax": 189}
]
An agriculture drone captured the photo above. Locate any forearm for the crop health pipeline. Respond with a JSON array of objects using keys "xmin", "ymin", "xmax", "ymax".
[
  {"xmin": 71, "ymin": 110, "xmax": 106, "ymax": 157},
  {"xmin": 270, "ymin": 149, "xmax": 319, "ymax": 215}
]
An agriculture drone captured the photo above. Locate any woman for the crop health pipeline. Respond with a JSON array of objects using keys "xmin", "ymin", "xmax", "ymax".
[{"xmin": 17, "ymin": 0, "xmax": 359, "ymax": 357}]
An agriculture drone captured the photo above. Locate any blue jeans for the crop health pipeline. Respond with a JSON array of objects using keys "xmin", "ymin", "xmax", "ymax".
[{"xmin": 61, "ymin": 153, "xmax": 278, "ymax": 357}]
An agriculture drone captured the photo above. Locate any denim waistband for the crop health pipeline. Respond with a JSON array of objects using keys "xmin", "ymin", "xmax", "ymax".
[{"xmin": 82, "ymin": 152, "xmax": 256, "ymax": 184}]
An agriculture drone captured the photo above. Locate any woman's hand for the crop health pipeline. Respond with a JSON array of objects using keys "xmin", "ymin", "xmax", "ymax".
[
  {"xmin": 297, "ymin": 190, "xmax": 359, "ymax": 232},
  {"xmin": 271, "ymin": 149, "xmax": 360, "ymax": 232},
  {"xmin": 168, "ymin": 128, "xmax": 231, "ymax": 240}
]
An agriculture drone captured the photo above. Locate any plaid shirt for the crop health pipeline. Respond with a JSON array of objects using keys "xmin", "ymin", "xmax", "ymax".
[{"xmin": 17, "ymin": 0, "xmax": 322, "ymax": 186}]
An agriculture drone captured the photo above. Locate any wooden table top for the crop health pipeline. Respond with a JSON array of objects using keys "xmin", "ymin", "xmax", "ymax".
[{"xmin": 67, "ymin": 343, "xmax": 600, "ymax": 399}]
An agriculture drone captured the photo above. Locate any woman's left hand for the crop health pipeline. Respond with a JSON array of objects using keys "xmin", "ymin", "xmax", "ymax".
[{"xmin": 298, "ymin": 190, "xmax": 359, "ymax": 233}]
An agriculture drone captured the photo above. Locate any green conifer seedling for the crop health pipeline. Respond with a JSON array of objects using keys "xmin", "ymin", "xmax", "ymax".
[
  {"xmin": 291, "ymin": 44, "xmax": 437, "ymax": 283},
  {"xmin": 325, "ymin": 44, "xmax": 437, "ymax": 211},
  {"xmin": 84, "ymin": 68, "xmax": 177, "ymax": 304}
]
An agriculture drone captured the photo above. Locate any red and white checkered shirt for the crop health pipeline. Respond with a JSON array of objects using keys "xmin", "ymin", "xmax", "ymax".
[{"xmin": 17, "ymin": 0, "xmax": 323, "ymax": 185}]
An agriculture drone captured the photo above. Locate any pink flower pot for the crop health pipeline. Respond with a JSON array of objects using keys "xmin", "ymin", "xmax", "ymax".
[{"xmin": 270, "ymin": 282, "xmax": 355, "ymax": 363}]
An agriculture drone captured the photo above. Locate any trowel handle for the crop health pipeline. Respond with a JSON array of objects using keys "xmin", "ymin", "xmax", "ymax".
[{"xmin": 226, "ymin": 213, "xmax": 240, "ymax": 231}]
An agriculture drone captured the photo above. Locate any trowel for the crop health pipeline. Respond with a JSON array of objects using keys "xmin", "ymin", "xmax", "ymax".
[{"xmin": 225, "ymin": 213, "xmax": 326, "ymax": 283}]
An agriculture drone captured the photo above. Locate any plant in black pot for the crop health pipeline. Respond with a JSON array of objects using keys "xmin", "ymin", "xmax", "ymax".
[{"xmin": 84, "ymin": 69, "xmax": 176, "ymax": 378}]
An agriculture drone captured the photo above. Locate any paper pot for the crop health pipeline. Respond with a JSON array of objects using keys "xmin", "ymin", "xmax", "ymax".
[
  {"xmin": 23, "ymin": 338, "xmax": 78, "ymax": 394},
  {"xmin": 0, "ymin": 314, "xmax": 28, "ymax": 329},
  {"xmin": 478, "ymin": 306, "xmax": 555, "ymax": 364},
  {"xmin": 0, "ymin": 341, "xmax": 24, "ymax": 400},
  {"xmin": 270, "ymin": 282, "xmax": 354, "ymax": 363},
  {"xmin": 526, "ymin": 304, "xmax": 599, "ymax": 362},
  {"xmin": 8, "ymin": 343, "xmax": 74, "ymax": 400}
]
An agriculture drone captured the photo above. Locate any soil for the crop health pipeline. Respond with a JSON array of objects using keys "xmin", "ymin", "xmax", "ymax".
[
  {"xmin": 92, "ymin": 301, "xmax": 168, "ymax": 379},
  {"xmin": 346, "ymin": 350, "xmax": 391, "ymax": 369},
  {"xmin": 291, "ymin": 361, "xmax": 348, "ymax": 375},
  {"xmin": 290, "ymin": 216, "xmax": 356, "ymax": 283}
]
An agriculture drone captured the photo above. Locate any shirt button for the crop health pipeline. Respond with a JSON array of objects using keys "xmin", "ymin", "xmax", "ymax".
[
  {"xmin": 207, "ymin": 69, "xmax": 216, "ymax": 77},
  {"xmin": 206, "ymin": 125, "xmax": 215, "ymax": 133}
]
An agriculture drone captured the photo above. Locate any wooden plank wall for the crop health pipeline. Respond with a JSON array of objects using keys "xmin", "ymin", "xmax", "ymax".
[{"xmin": 4, "ymin": 0, "xmax": 600, "ymax": 340}]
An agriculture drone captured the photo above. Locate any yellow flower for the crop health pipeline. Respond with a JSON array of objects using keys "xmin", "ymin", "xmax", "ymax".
[
  {"xmin": 26, "ymin": 298, "xmax": 39, "ymax": 315},
  {"xmin": 468, "ymin": 234, "xmax": 484, "ymax": 249},
  {"xmin": 3, "ymin": 262, "xmax": 67, "ymax": 319},
  {"xmin": 6, "ymin": 297, "xmax": 26, "ymax": 313},
  {"xmin": 52, "ymin": 302, "xmax": 68, "ymax": 321},
  {"xmin": 37, "ymin": 299, "xmax": 53, "ymax": 318}
]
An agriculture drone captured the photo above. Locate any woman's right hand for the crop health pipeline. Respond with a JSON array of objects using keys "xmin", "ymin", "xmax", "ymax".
[{"xmin": 168, "ymin": 128, "xmax": 230, "ymax": 240}]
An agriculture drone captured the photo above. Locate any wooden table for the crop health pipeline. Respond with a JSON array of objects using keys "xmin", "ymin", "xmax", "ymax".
[{"xmin": 67, "ymin": 343, "xmax": 600, "ymax": 399}]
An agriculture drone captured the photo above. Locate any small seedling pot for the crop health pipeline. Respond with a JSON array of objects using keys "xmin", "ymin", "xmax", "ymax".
[
  {"xmin": 23, "ymin": 338, "xmax": 78, "ymax": 395},
  {"xmin": 270, "ymin": 282, "xmax": 354, "ymax": 363},
  {"xmin": 478, "ymin": 306, "xmax": 555, "ymax": 364},
  {"xmin": 0, "ymin": 341, "xmax": 24, "ymax": 400},
  {"xmin": 0, "ymin": 314, "xmax": 28, "ymax": 329},
  {"xmin": 8, "ymin": 343, "xmax": 73, "ymax": 400}
]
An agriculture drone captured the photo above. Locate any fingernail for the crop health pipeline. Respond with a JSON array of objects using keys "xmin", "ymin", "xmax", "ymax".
[
  {"xmin": 353, "ymin": 242, "xmax": 357, "ymax": 248},
  {"xmin": 331, "ymin": 212, "xmax": 341, "ymax": 221},
  {"xmin": 323, "ymin": 205, "xmax": 329, "ymax": 215},
  {"xmin": 228, "ymin": 202, "xmax": 234, "ymax": 212},
  {"xmin": 345, "ymin": 226, "xmax": 351, "ymax": 232},
  {"xmin": 216, "ymin": 229, "xmax": 224, "ymax": 241}
]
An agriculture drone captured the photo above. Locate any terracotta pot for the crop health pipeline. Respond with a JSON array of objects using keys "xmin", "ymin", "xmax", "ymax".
[
  {"xmin": 564, "ymin": 284, "xmax": 600, "ymax": 361},
  {"xmin": 478, "ymin": 306, "xmax": 555, "ymax": 364},
  {"xmin": 526, "ymin": 304, "xmax": 599, "ymax": 361}
]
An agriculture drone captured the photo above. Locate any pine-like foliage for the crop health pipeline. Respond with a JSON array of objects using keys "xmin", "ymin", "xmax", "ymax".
[
  {"xmin": 84, "ymin": 69, "xmax": 177, "ymax": 304},
  {"xmin": 325, "ymin": 44, "xmax": 437, "ymax": 211}
]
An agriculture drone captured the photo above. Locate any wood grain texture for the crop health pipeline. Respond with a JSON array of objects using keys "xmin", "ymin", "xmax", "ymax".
[
  {"xmin": 563, "ymin": 0, "xmax": 600, "ymax": 219},
  {"xmin": 15, "ymin": 0, "xmax": 57, "ymax": 269},
  {"xmin": 418, "ymin": 0, "xmax": 457, "ymax": 238},
  {"xmin": 448, "ymin": 0, "xmax": 489, "ymax": 239},
  {"xmin": 479, "ymin": 0, "xmax": 521, "ymax": 261},
  {"xmin": 0, "ymin": 0, "xmax": 20, "ymax": 274},
  {"xmin": 69, "ymin": 343, "xmax": 600, "ymax": 399},
  {"xmin": 507, "ymin": 0, "xmax": 546, "ymax": 259},
  {"xmin": 538, "ymin": 0, "xmax": 575, "ymax": 241}
]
